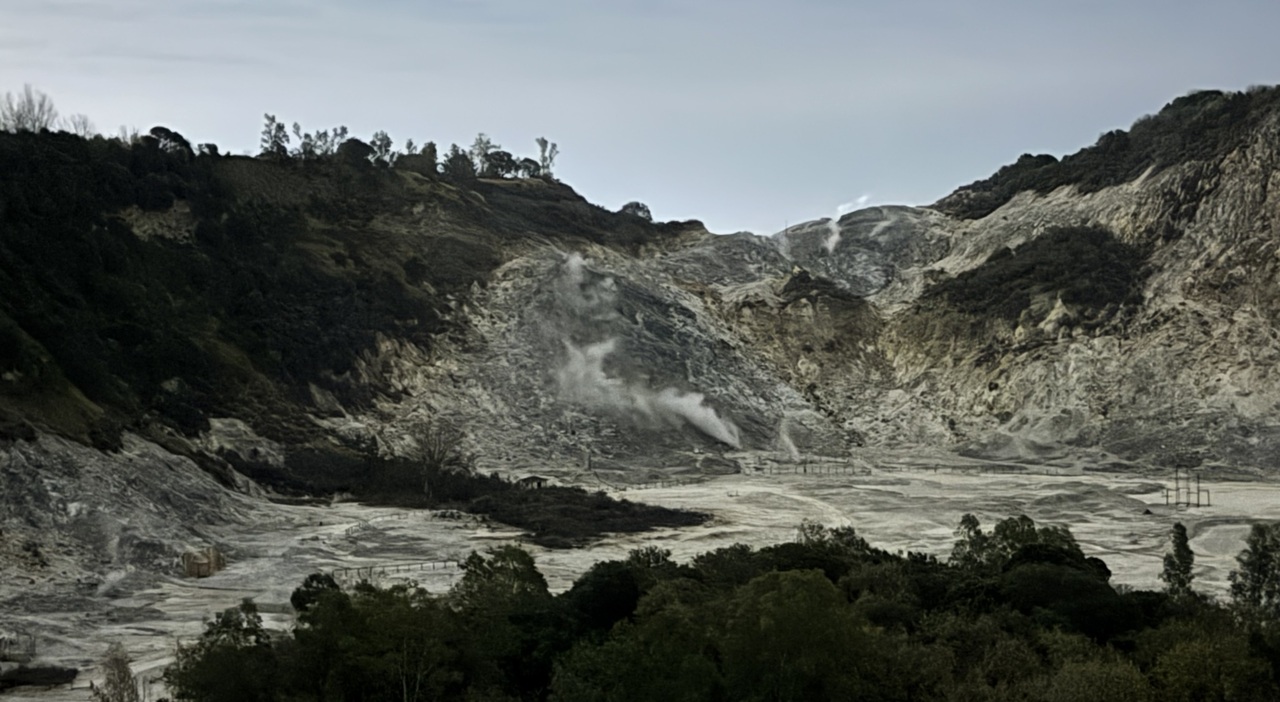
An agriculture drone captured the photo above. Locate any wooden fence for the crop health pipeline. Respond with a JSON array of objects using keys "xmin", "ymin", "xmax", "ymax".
[
  {"xmin": 624, "ymin": 478, "xmax": 705, "ymax": 491},
  {"xmin": 758, "ymin": 462, "xmax": 871, "ymax": 476},
  {"xmin": 343, "ymin": 512, "xmax": 412, "ymax": 537},
  {"xmin": 330, "ymin": 559, "xmax": 462, "ymax": 586}
]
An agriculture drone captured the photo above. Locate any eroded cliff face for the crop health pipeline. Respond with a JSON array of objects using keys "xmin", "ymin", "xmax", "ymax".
[
  {"xmin": 376, "ymin": 99, "xmax": 1280, "ymax": 476},
  {"xmin": 866, "ymin": 107, "xmax": 1280, "ymax": 470}
]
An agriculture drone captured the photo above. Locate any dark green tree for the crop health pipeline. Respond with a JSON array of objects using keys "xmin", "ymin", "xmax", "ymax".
[
  {"xmin": 950, "ymin": 513, "xmax": 990, "ymax": 569},
  {"xmin": 620, "ymin": 201, "xmax": 653, "ymax": 221},
  {"xmin": 370, "ymin": 130, "xmax": 397, "ymax": 166},
  {"xmin": 1152, "ymin": 633, "xmax": 1278, "ymax": 702},
  {"xmin": 950, "ymin": 514, "xmax": 1082, "ymax": 572},
  {"xmin": 259, "ymin": 114, "xmax": 288, "ymax": 158},
  {"xmin": 164, "ymin": 600, "xmax": 277, "ymax": 702},
  {"xmin": 421, "ymin": 141, "xmax": 438, "ymax": 171},
  {"xmin": 442, "ymin": 143, "xmax": 476, "ymax": 181},
  {"xmin": 535, "ymin": 136, "xmax": 558, "ymax": 176},
  {"xmin": 290, "ymin": 572, "xmax": 341, "ymax": 614},
  {"xmin": 1230, "ymin": 522, "xmax": 1280, "ymax": 619},
  {"xmin": 1161, "ymin": 522, "xmax": 1196, "ymax": 599},
  {"xmin": 336, "ymin": 137, "xmax": 375, "ymax": 166},
  {"xmin": 483, "ymin": 149, "xmax": 517, "ymax": 178}
]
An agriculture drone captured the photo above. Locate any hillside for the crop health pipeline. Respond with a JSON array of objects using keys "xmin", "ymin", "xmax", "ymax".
[{"xmin": 4, "ymin": 85, "xmax": 1280, "ymax": 617}]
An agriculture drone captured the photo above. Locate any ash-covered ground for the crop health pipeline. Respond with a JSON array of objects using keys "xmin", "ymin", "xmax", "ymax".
[{"xmin": 2, "ymin": 443, "xmax": 1271, "ymax": 700}]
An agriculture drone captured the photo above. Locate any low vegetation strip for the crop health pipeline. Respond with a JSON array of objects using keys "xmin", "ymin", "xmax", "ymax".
[
  {"xmin": 156, "ymin": 516, "xmax": 1280, "ymax": 702},
  {"xmin": 353, "ymin": 456, "xmax": 708, "ymax": 548}
]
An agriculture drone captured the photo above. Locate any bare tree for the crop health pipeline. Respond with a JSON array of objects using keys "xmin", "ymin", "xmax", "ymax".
[
  {"xmin": 516, "ymin": 157, "xmax": 541, "ymax": 178},
  {"xmin": 469, "ymin": 133, "xmax": 498, "ymax": 172},
  {"xmin": 90, "ymin": 643, "xmax": 140, "ymax": 702},
  {"xmin": 291, "ymin": 122, "xmax": 317, "ymax": 160},
  {"xmin": 313, "ymin": 125, "xmax": 348, "ymax": 157},
  {"xmin": 65, "ymin": 113, "xmax": 95, "ymax": 137},
  {"xmin": 1, "ymin": 84, "xmax": 60, "ymax": 132},
  {"xmin": 414, "ymin": 420, "xmax": 471, "ymax": 498},
  {"xmin": 535, "ymin": 136, "xmax": 558, "ymax": 177},
  {"xmin": 482, "ymin": 149, "xmax": 517, "ymax": 178},
  {"xmin": 115, "ymin": 125, "xmax": 142, "ymax": 145}
]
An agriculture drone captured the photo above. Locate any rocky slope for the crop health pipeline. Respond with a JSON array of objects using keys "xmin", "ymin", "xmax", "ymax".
[{"xmin": 4, "ymin": 86, "xmax": 1280, "ymax": 599}]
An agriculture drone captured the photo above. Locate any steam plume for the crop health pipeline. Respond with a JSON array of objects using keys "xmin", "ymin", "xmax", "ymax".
[
  {"xmin": 777, "ymin": 417, "xmax": 801, "ymax": 460},
  {"xmin": 823, "ymin": 194, "xmax": 871, "ymax": 254},
  {"xmin": 552, "ymin": 254, "xmax": 741, "ymax": 448}
]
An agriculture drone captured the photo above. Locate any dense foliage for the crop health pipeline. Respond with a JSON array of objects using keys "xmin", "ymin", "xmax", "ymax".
[
  {"xmin": 924, "ymin": 225, "xmax": 1146, "ymax": 321},
  {"xmin": 164, "ymin": 515, "xmax": 1280, "ymax": 702},
  {"xmin": 0, "ymin": 130, "xmax": 458, "ymax": 452},
  {"xmin": 937, "ymin": 86, "xmax": 1280, "ymax": 219}
]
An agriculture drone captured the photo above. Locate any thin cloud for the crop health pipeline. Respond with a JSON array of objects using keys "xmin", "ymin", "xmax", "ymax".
[{"xmin": 78, "ymin": 46, "xmax": 274, "ymax": 68}]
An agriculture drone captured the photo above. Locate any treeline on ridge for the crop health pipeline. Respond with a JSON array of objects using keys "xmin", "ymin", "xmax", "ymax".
[{"xmin": 936, "ymin": 85, "xmax": 1280, "ymax": 219}]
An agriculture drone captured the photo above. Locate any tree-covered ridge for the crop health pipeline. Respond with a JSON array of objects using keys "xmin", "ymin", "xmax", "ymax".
[
  {"xmin": 159, "ymin": 516, "xmax": 1280, "ymax": 702},
  {"xmin": 935, "ymin": 86, "xmax": 1280, "ymax": 219}
]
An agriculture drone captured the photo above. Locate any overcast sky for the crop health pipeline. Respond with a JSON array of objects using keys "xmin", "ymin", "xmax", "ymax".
[{"xmin": 2, "ymin": 0, "xmax": 1278, "ymax": 234}]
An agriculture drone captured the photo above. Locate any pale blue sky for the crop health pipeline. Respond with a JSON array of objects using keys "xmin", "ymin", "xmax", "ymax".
[{"xmin": 2, "ymin": 0, "xmax": 1278, "ymax": 233}]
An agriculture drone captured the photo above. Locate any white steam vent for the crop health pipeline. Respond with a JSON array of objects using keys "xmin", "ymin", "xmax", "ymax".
[
  {"xmin": 822, "ymin": 194, "xmax": 870, "ymax": 254},
  {"xmin": 552, "ymin": 254, "xmax": 742, "ymax": 448}
]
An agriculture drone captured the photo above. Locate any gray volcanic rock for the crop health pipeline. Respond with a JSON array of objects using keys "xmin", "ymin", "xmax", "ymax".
[{"xmin": 774, "ymin": 206, "xmax": 955, "ymax": 299}]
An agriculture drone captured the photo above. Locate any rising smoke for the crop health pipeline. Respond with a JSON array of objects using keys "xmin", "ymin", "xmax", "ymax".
[
  {"xmin": 552, "ymin": 254, "xmax": 742, "ymax": 448},
  {"xmin": 777, "ymin": 416, "xmax": 801, "ymax": 461},
  {"xmin": 822, "ymin": 194, "xmax": 870, "ymax": 254}
]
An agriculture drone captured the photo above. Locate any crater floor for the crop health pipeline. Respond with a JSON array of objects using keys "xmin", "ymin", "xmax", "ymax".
[{"xmin": 5, "ymin": 450, "xmax": 1270, "ymax": 700}]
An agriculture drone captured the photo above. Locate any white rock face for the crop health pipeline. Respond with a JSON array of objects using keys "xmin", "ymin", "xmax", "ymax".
[{"xmin": 328, "ymin": 110, "xmax": 1280, "ymax": 478}]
